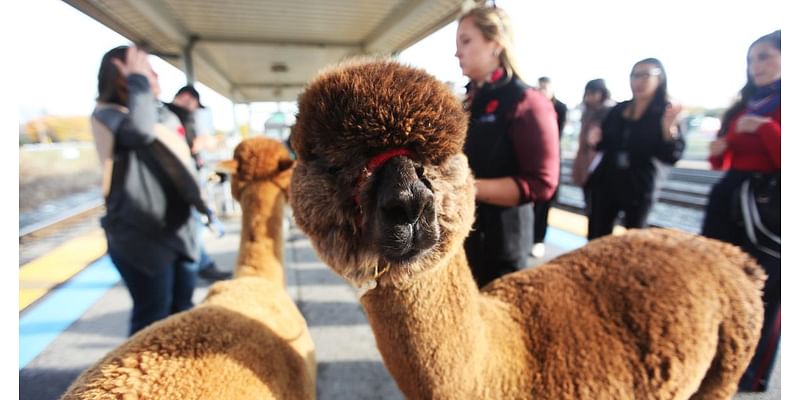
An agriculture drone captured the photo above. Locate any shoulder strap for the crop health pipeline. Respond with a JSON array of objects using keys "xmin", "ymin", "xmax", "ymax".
[
  {"xmin": 92, "ymin": 103, "xmax": 130, "ymax": 136},
  {"xmin": 148, "ymin": 130, "xmax": 213, "ymax": 217},
  {"xmin": 91, "ymin": 105, "xmax": 129, "ymax": 197},
  {"xmin": 740, "ymin": 176, "xmax": 780, "ymax": 258}
]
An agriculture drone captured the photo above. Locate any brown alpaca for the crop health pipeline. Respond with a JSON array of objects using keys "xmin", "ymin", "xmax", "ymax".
[
  {"xmin": 61, "ymin": 138, "xmax": 315, "ymax": 400},
  {"xmin": 289, "ymin": 60, "xmax": 765, "ymax": 399}
]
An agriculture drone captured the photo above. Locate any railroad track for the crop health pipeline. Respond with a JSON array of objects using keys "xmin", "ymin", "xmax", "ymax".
[
  {"xmin": 559, "ymin": 159, "xmax": 722, "ymax": 210},
  {"xmin": 19, "ymin": 198, "xmax": 106, "ymax": 266},
  {"xmin": 19, "ymin": 199, "xmax": 104, "ymax": 239},
  {"xmin": 556, "ymin": 159, "xmax": 721, "ymax": 233}
]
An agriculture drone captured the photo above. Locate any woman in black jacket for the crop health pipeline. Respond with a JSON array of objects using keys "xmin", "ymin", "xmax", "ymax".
[{"xmin": 586, "ymin": 58, "xmax": 685, "ymax": 239}]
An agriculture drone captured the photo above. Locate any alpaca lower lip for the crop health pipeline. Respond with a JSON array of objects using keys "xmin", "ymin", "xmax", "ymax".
[
  {"xmin": 384, "ymin": 247, "xmax": 423, "ymax": 264},
  {"xmin": 380, "ymin": 225, "xmax": 415, "ymax": 258},
  {"xmin": 380, "ymin": 223, "xmax": 437, "ymax": 262}
]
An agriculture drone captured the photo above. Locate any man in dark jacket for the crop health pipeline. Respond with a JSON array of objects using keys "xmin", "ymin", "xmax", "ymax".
[
  {"xmin": 166, "ymin": 85, "xmax": 231, "ymax": 281},
  {"xmin": 530, "ymin": 77, "xmax": 567, "ymax": 258}
]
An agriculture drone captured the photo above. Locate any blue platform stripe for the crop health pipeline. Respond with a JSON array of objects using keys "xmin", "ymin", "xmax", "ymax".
[
  {"xmin": 19, "ymin": 255, "xmax": 120, "ymax": 370},
  {"xmin": 544, "ymin": 227, "xmax": 588, "ymax": 251},
  {"xmin": 16, "ymin": 225, "xmax": 587, "ymax": 370}
]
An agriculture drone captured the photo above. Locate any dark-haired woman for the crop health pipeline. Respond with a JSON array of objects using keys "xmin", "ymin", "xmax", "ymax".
[
  {"xmin": 701, "ymin": 30, "xmax": 781, "ymax": 392},
  {"xmin": 572, "ymin": 79, "xmax": 615, "ymax": 227},
  {"xmin": 456, "ymin": 6, "xmax": 560, "ymax": 287},
  {"xmin": 90, "ymin": 46, "xmax": 207, "ymax": 335},
  {"xmin": 586, "ymin": 58, "xmax": 685, "ymax": 239}
]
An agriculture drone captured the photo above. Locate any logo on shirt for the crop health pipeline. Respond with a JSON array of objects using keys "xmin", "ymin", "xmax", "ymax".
[
  {"xmin": 478, "ymin": 99, "xmax": 499, "ymax": 123},
  {"xmin": 485, "ymin": 99, "xmax": 499, "ymax": 114}
]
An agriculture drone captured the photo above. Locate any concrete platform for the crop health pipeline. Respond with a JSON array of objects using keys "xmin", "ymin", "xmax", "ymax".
[{"xmin": 19, "ymin": 210, "xmax": 780, "ymax": 399}]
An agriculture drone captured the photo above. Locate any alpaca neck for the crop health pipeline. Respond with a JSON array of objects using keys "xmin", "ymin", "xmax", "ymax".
[
  {"xmin": 360, "ymin": 248, "xmax": 528, "ymax": 397},
  {"xmin": 235, "ymin": 183, "xmax": 285, "ymax": 286}
]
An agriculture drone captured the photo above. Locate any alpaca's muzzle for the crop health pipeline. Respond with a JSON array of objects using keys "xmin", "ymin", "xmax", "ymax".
[{"xmin": 372, "ymin": 156, "xmax": 439, "ymax": 263}]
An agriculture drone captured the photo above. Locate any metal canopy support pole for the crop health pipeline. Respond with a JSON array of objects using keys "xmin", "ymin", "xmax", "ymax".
[
  {"xmin": 246, "ymin": 103, "xmax": 253, "ymax": 138},
  {"xmin": 218, "ymin": 99, "xmax": 241, "ymax": 217},
  {"xmin": 231, "ymin": 102, "xmax": 239, "ymax": 138},
  {"xmin": 183, "ymin": 36, "xmax": 198, "ymax": 84}
]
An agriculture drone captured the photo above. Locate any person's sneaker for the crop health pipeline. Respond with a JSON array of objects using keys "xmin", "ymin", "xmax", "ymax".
[
  {"xmin": 198, "ymin": 263, "xmax": 232, "ymax": 282},
  {"xmin": 530, "ymin": 242, "xmax": 546, "ymax": 258}
]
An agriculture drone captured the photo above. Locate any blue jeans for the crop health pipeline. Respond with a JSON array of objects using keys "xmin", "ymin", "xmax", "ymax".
[{"xmin": 109, "ymin": 251, "xmax": 197, "ymax": 336}]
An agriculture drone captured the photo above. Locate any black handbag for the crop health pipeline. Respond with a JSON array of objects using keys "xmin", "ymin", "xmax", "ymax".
[{"xmin": 732, "ymin": 172, "xmax": 780, "ymax": 258}]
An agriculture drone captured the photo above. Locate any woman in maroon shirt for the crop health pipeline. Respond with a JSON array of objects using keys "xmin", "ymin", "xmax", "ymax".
[
  {"xmin": 701, "ymin": 30, "xmax": 781, "ymax": 392},
  {"xmin": 455, "ymin": 6, "xmax": 560, "ymax": 287}
]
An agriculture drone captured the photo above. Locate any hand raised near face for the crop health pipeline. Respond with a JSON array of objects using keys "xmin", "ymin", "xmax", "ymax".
[
  {"xmin": 111, "ymin": 46, "xmax": 153, "ymax": 78},
  {"xmin": 735, "ymin": 115, "xmax": 770, "ymax": 134},
  {"xmin": 661, "ymin": 103, "xmax": 684, "ymax": 140}
]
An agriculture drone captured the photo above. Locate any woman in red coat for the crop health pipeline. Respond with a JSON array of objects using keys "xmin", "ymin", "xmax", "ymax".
[{"xmin": 701, "ymin": 30, "xmax": 780, "ymax": 392}]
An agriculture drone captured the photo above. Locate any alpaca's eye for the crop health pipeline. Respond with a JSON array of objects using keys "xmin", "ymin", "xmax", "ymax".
[{"xmin": 316, "ymin": 158, "xmax": 341, "ymax": 175}]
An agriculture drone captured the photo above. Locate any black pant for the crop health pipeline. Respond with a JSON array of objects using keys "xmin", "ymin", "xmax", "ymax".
[
  {"xmin": 533, "ymin": 185, "xmax": 558, "ymax": 244},
  {"xmin": 702, "ymin": 170, "xmax": 781, "ymax": 391},
  {"xmin": 465, "ymin": 203, "xmax": 533, "ymax": 288},
  {"xmin": 587, "ymin": 189, "xmax": 653, "ymax": 240}
]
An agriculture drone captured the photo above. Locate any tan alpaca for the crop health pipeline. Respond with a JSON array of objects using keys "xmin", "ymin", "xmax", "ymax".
[
  {"xmin": 61, "ymin": 138, "xmax": 315, "ymax": 400},
  {"xmin": 228, "ymin": 138, "xmax": 294, "ymax": 284},
  {"xmin": 288, "ymin": 60, "xmax": 765, "ymax": 399}
]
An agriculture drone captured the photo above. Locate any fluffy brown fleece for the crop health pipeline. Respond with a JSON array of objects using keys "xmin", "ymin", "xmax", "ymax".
[
  {"xmin": 290, "ymin": 59, "xmax": 471, "ymax": 286},
  {"xmin": 292, "ymin": 59, "xmax": 467, "ymax": 168},
  {"xmin": 62, "ymin": 138, "xmax": 314, "ymax": 400},
  {"xmin": 289, "ymin": 60, "xmax": 765, "ymax": 399}
]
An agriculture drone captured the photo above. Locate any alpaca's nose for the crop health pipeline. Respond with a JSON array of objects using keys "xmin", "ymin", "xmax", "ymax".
[
  {"xmin": 379, "ymin": 180, "xmax": 433, "ymax": 225},
  {"xmin": 376, "ymin": 157, "xmax": 434, "ymax": 226}
]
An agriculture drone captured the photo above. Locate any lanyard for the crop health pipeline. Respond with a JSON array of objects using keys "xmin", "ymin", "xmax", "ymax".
[{"xmin": 620, "ymin": 114, "xmax": 632, "ymax": 151}]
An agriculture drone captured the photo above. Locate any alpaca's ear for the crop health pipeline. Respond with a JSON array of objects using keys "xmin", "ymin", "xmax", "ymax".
[
  {"xmin": 275, "ymin": 158, "xmax": 295, "ymax": 191},
  {"xmin": 278, "ymin": 158, "xmax": 295, "ymax": 172},
  {"xmin": 216, "ymin": 159, "xmax": 238, "ymax": 175},
  {"xmin": 214, "ymin": 159, "xmax": 242, "ymax": 200}
]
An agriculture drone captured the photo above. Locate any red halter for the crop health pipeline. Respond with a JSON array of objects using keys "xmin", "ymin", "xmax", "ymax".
[{"xmin": 353, "ymin": 148, "xmax": 414, "ymax": 210}]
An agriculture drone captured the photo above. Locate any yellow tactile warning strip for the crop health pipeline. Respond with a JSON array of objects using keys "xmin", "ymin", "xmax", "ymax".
[
  {"xmin": 548, "ymin": 208, "xmax": 627, "ymax": 238},
  {"xmin": 16, "ymin": 208, "xmax": 620, "ymax": 312},
  {"xmin": 19, "ymin": 229, "xmax": 107, "ymax": 311}
]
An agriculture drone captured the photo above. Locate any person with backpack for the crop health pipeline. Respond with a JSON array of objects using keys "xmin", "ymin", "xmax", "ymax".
[{"xmin": 90, "ymin": 46, "xmax": 217, "ymax": 335}]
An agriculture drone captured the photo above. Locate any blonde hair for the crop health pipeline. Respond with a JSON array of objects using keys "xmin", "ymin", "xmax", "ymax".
[{"xmin": 459, "ymin": 6, "xmax": 525, "ymax": 84}]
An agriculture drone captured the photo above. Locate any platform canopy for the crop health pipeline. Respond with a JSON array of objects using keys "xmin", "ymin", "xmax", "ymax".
[{"xmin": 65, "ymin": 0, "xmax": 474, "ymax": 103}]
